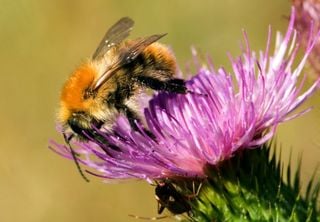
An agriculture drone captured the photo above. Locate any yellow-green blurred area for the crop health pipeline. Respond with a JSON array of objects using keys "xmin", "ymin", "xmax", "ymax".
[{"xmin": 1, "ymin": 0, "xmax": 320, "ymax": 221}]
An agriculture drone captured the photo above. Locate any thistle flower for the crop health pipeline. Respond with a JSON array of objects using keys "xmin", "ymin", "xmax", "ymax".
[
  {"xmin": 293, "ymin": 0, "xmax": 320, "ymax": 74},
  {"xmin": 50, "ymin": 8, "xmax": 320, "ymax": 182}
]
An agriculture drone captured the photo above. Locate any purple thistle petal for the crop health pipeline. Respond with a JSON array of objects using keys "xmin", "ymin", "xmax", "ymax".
[{"xmin": 50, "ymin": 8, "xmax": 320, "ymax": 181}]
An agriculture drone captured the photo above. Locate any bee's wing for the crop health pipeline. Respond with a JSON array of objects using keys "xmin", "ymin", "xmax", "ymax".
[
  {"xmin": 93, "ymin": 34, "xmax": 167, "ymax": 90},
  {"xmin": 117, "ymin": 33, "xmax": 167, "ymax": 66},
  {"xmin": 92, "ymin": 17, "xmax": 134, "ymax": 60}
]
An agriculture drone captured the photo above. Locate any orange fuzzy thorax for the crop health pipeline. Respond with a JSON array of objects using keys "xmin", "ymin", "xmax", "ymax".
[{"xmin": 58, "ymin": 62, "xmax": 98, "ymax": 124}]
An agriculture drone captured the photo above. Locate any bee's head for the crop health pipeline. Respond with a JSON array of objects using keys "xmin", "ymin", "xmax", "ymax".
[
  {"xmin": 67, "ymin": 111, "xmax": 93, "ymax": 135},
  {"xmin": 58, "ymin": 61, "xmax": 117, "ymax": 139},
  {"xmin": 67, "ymin": 112, "xmax": 103, "ymax": 138}
]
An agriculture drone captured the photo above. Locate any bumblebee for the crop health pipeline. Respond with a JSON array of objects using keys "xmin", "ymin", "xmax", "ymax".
[
  {"xmin": 58, "ymin": 17, "xmax": 187, "ymax": 181},
  {"xmin": 129, "ymin": 181, "xmax": 193, "ymax": 220},
  {"xmin": 59, "ymin": 17, "xmax": 187, "ymax": 142}
]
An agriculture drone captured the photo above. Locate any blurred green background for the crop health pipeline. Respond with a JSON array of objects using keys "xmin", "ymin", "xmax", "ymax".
[{"xmin": 1, "ymin": 0, "xmax": 319, "ymax": 221}]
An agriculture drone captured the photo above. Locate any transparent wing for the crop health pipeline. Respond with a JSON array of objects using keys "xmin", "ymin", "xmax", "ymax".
[
  {"xmin": 117, "ymin": 33, "xmax": 167, "ymax": 66},
  {"xmin": 92, "ymin": 17, "xmax": 134, "ymax": 60},
  {"xmin": 93, "ymin": 33, "xmax": 167, "ymax": 90}
]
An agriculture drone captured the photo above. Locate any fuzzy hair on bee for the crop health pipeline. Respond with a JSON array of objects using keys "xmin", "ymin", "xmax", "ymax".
[{"xmin": 57, "ymin": 17, "xmax": 188, "ymax": 181}]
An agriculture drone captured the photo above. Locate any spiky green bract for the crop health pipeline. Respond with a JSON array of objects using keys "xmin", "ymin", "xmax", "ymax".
[{"xmin": 171, "ymin": 144, "xmax": 320, "ymax": 222}]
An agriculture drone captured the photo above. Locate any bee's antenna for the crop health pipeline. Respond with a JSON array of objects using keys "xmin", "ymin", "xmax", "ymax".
[{"xmin": 63, "ymin": 133, "xmax": 90, "ymax": 182}]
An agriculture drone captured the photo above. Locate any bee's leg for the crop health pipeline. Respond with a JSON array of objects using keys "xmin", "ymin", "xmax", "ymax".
[
  {"xmin": 81, "ymin": 128, "xmax": 122, "ymax": 154},
  {"xmin": 136, "ymin": 75, "xmax": 187, "ymax": 94},
  {"xmin": 157, "ymin": 202, "xmax": 166, "ymax": 215},
  {"xmin": 115, "ymin": 103, "xmax": 140, "ymax": 130},
  {"xmin": 128, "ymin": 214, "xmax": 168, "ymax": 220},
  {"xmin": 87, "ymin": 129, "xmax": 122, "ymax": 153},
  {"xmin": 166, "ymin": 78, "xmax": 186, "ymax": 92},
  {"xmin": 115, "ymin": 103, "xmax": 156, "ymax": 139}
]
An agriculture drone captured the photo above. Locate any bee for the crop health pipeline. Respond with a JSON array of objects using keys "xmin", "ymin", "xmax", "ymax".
[
  {"xmin": 155, "ymin": 181, "xmax": 192, "ymax": 216},
  {"xmin": 129, "ymin": 180, "xmax": 200, "ymax": 220},
  {"xmin": 58, "ymin": 17, "xmax": 187, "ymax": 181}
]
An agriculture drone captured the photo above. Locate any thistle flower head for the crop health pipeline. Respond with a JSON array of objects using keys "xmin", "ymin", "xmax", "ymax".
[{"xmin": 50, "ymin": 8, "xmax": 320, "ymax": 182}]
